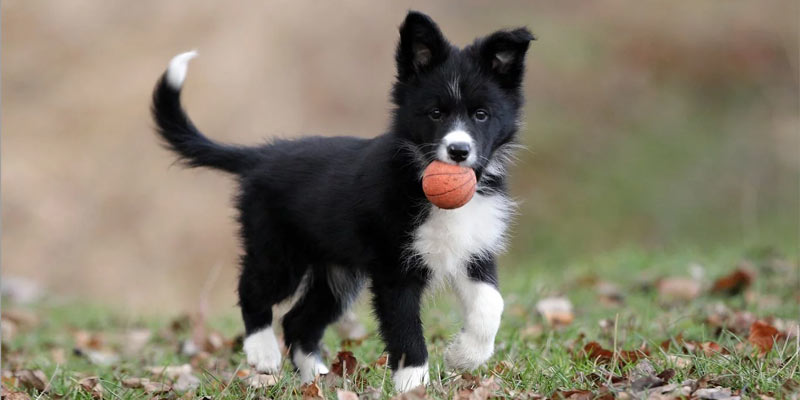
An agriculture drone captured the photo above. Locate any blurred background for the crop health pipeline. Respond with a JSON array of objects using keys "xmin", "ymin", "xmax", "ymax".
[{"xmin": 2, "ymin": 1, "xmax": 798, "ymax": 312}]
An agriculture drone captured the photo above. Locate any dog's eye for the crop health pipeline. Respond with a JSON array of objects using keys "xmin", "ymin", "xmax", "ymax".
[
  {"xmin": 428, "ymin": 108, "xmax": 443, "ymax": 121},
  {"xmin": 474, "ymin": 109, "xmax": 489, "ymax": 122}
]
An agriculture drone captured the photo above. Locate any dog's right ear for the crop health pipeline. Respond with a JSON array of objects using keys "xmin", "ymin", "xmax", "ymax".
[{"xmin": 395, "ymin": 11, "xmax": 450, "ymax": 82}]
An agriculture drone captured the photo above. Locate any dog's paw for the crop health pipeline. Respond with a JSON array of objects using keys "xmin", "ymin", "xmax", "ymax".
[
  {"xmin": 393, "ymin": 363, "xmax": 429, "ymax": 392},
  {"xmin": 444, "ymin": 332, "xmax": 494, "ymax": 371},
  {"xmin": 243, "ymin": 327, "xmax": 282, "ymax": 374},
  {"xmin": 292, "ymin": 349, "xmax": 329, "ymax": 383}
]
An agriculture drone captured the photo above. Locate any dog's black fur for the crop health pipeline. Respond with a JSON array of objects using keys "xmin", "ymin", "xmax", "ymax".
[{"xmin": 152, "ymin": 11, "xmax": 532, "ymax": 386}]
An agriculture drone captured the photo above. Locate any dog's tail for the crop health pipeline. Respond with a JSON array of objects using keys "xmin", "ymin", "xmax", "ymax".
[{"xmin": 151, "ymin": 51, "xmax": 260, "ymax": 175}]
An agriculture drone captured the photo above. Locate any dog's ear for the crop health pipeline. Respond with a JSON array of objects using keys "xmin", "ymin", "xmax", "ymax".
[
  {"xmin": 395, "ymin": 11, "xmax": 450, "ymax": 82},
  {"xmin": 477, "ymin": 28, "xmax": 535, "ymax": 90}
]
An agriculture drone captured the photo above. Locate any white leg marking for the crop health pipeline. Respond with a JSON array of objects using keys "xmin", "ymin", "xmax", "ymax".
[
  {"xmin": 166, "ymin": 50, "xmax": 198, "ymax": 89},
  {"xmin": 243, "ymin": 326, "xmax": 282, "ymax": 373},
  {"xmin": 445, "ymin": 279, "xmax": 504, "ymax": 370},
  {"xmin": 292, "ymin": 348, "xmax": 329, "ymax": 383},
  {"xmin": 393, "ymin": 363, "xmax": 429, "ymax": 392}
]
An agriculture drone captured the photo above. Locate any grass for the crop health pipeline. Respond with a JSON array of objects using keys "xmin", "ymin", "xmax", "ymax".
[{"xmin": 3, "ymin": 243, "xmax": 798, "ymax": 399}]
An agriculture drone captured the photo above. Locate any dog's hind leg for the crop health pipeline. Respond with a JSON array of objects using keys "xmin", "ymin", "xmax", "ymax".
[
  {"xmin": 238, "ymin": 251, "xmax": 306, "ymax": 374},
  {"xmin": 283, "ymin": 265, "xmax": 364, "ymax": 382}
]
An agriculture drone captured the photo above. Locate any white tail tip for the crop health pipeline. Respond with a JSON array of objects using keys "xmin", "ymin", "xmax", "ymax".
[{"xmin": 166, "ymin": 50, "xmax": 198, "ymax": 89}]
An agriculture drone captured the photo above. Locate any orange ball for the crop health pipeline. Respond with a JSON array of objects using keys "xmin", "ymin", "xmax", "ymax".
[{"xmin": 421, "ymin": 161, "xmax": 477, "ymax": 209}]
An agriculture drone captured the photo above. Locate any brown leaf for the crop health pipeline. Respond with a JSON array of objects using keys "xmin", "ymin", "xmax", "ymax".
[
  {"xmin": 552, "ymin": 389, "xmax": 593, "ymax": 400},
  {"xmin": 390, "ymin": 385, "xmax": 427, "ymax": 400},
  {"xmin": 78, "ymin": 376, "xmax": 103, "ymax": 399},
  {"xmin": 123, "ymin": 329, "xmax": 152, "ymax": 355},
  {"xmin": 337, "ymin": 389, "xmax": 359, "ymax": 400},
  {"xmin": 582, "ymin": 342, "xmax": 647, "ymax": 366},
  {"xmin": 748, "ymin": 320, "xmax": 782, "ymax": 354},
  {"xmin": 1, "ymin": 386, "xmax": 32, "ymax": 400},
  {"xmin": 492, "ymin": 360, "xmax": 513, "ymax": 374},
  {"xmin": 246, "ymin": 374, "xmax": 278, "ymax": 389},
  {"xmin": 301, "ymin": 382, "xmax": 323, "ymax": 400},
  {"xmin": 122, "ymin": 377, "xmax": 171, "ymax": 394},
  {"xmin": 142, "ymin": 380, "xmax": 171, "ymax": 394},
  {"xmin": 73, "ymin": 330, "xmax": 105, "ymax": 350},
  {"xmin": 536, "ymin": 297, "xmax": 574, "ymax": 326},
  {"xmin": 656, "ymin": 368, "xmax": 676, "ymax": 382},
  {"xmin": 122, "ymin": 377, "xmax": 146, "ymax": 388},
  {"xmin": 147, "ymin": 364, "xmax": 193, "ymax": 380},
  {"xmin": 14, "ymin": 370, "xmax": 48, "ymax": 392},
  {"xmin": 3, "ymin": 392, "xmax": 32, "ymax": 400},
  {"xmin": 1, "ymin": 309, "xmax": 39, "ymax": 328},
  {"xmin": 782, "ymin": 378, "xmax": 800, "ymax": 395},
  {"xmin": 711, "ymin": 268, "xmax": 753, "ymax": 296},
  {"xmin": 374, "ymin": 353, "xmax": 388, "ymax": 367},
  {"xmin": 656, "ymin": 277, "xmax": 702, "ymax": 301},
  {"xmin": 631, "ymin": 375, "xmax": 667, "ymax": 392},
  {"xmin": 330, "ymin": 351, "xmax": 357, "ymax": 377},
  {"xmin": 693, "ymin": 386, "xmax": 738, "ymax": 399}
]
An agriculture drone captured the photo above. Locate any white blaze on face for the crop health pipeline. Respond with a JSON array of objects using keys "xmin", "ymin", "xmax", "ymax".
[{"xmin": 437, "ymin": 123, "xmax": 477, "ymax": 166}]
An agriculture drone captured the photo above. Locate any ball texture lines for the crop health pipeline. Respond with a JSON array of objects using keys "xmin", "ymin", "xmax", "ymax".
[{"xmin": 421, "ymin": 161, "xmax": 477, "ymax": 209}]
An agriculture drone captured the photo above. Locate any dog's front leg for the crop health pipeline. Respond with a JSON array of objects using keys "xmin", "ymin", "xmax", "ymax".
[
  {"xmin": 371, "ymin": 275, "xmax": 429, "ymax": 392},
  {"xmin": 445, "ymin": 256, "xmax": 504, "ymax": 370}
]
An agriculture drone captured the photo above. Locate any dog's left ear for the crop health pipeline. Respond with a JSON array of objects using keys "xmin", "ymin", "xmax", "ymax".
[
  {"xmin": 478, "ymin": 28, "xmax": 535, "ymax": 90},
  {"xmin": 396, "ymin": 11, "xmax": 450, "ymax": 82}
]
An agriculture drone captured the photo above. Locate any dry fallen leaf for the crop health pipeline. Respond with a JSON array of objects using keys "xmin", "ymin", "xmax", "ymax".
[
  {"xmin": 121, "ymin": 377, "xmax": 171, "ymax": 394},
  {"xmin": 536, "ymin": 297, "xmax": 574, "ymax": 326},
  {"xmin": 123, "ymin": 328, "xmax": 152, "ymax": 355},
  {"xmin": 492, "ymin": 360, "xmax": 513, "ymax": 374},
  {"xmin": 147, "ymin": 364, "xmax": 193, "ymax": 380},
  {"xmin": 3, "ymin": 392, "xmax": 32, "ymax": 400},
  {"xmin": 330, "ymin": 351, "xmax": 358, "ymax": 377},
  {"xmin": 552, "ymin": 389, "xmax": 593, "ymax": 400},
  {"xmin": 78, "ymin": 376, "xmax": 103, "ymax": 399},
  {"xmin": 246, "ymin": 374, "xmax": 278, "ymax": 389},
  {"xmin": 665, "ymin": 354, "xmax": 692, "ymax": 369},
  {"xmin": 693, "ymin": 386, "xmax": 739, "ymax": 399},
  {"xmin": 14, "ymin": 369, "xmax": 48, "ymax": 392},
  {"xmin": 390, "ymin": 385, "xmax": 427, "ymax": 400},
  {"xmin": 374, "ymin": 353, "xmax": 388, "ymax": 367},
  {"xmin": 173, "ymin": 372, "xmax": 201, "ymax": 392},
  {"xmin": 75, "ymin": 348, "xmax": 120, "ymax": 366},
  {"xmin": 582, "ymin": 342, "xmax": 648, "ymax": 366},
  {"xmin": 711, "ymin": 268, "xmax": 754, "ymax": 296},
  {"xmin": 748, "ymin": 320, "xmax": 782, "ymax": 354},
  {"xmin": 337, "ymin": 389, "xmax": 360, "ymax": 400},
  {"xmin": 656, "ymin": 277, "xmax": 702, "ymax": 301},
  {"xmin": 301, "ymin": 382, "xmax": 324, "ymax": 400},
  {"xmin": 143, "ymin": 380, "xmax": 171, "ymax": 394}
]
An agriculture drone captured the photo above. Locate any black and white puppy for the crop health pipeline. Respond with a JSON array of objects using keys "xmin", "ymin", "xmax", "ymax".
[{"xmin": 151, "ymin": 11, "xmax": 533, "ymax": 392}]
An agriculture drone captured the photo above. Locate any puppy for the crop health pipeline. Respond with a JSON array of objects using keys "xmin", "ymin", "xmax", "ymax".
[{"xmin": 151, "ymin": 11, "xmax": 533, "ymax": 392}]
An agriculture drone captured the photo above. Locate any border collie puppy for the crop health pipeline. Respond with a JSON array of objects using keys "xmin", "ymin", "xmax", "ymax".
[{"xmin": 151, "ymin": 11, "xmax": 533, "ymax": 392}]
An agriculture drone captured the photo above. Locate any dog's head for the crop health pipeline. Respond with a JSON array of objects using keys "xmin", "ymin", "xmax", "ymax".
[{"xmin": 391, "ymin": 11, "xmax": 534, "ymax": 180}]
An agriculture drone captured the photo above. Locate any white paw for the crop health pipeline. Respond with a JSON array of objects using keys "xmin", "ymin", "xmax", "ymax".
[
  {"xmin": 292, "ymin": 349, "xmax": 329, "ymax": 383},
  {"xmin": 243, "ymin": 327, "xmax": 282, "ymax": 373},
  {"xmin": 444, "ymin": 332, "xmax": 494, "ymax": 371},
  {"xmin": 393, "ymin": 363, "xmax": 429, "ymax": 392}
]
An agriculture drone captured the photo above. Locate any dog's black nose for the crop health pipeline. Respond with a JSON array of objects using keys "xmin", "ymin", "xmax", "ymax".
[{"xmin": 447, "ymin": 143, "xmax": 471, "ymax": 162}]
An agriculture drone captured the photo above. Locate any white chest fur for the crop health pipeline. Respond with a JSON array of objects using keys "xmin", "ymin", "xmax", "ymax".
[{"xmin": 411, "ymin": 193, "xmax": 513, "ymax": 283}]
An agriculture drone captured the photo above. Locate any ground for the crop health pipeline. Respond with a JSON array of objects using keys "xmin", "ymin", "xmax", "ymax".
[{"xmin": 2, "ymin": 244, "xmax": 798, "ymax": 399}]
